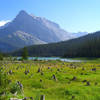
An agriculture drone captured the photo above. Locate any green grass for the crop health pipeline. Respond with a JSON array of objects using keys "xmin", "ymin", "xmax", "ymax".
[{"xmin": 1, "ymin": 60, "xmax": 100, "ymax": 100}]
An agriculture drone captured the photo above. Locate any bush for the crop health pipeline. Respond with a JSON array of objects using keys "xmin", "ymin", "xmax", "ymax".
[
  {"xmin": 0, "ymin": 67, "xmax": 8, "ymax": 99},
  {"xmin": 10, "ymin": 83, "xmax": 21, "ymax": 94}
]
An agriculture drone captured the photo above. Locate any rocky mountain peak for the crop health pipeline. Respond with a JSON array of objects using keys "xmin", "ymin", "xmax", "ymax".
[
  {"xmin": 18, "ymin": 10, "xmax": 28, "ymax": 16},
  {"xmin": 0, "ymin": 10, "xmax": 74, "ymax": 52}
]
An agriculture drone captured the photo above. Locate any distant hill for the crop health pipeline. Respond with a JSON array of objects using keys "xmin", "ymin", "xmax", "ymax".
[
  {"xmin": 71, "ymin": 32, "xmax": 88, "ymax": 38},
  {"xmin": 0, "ymin": 10, "xmax": 74, "ymax": 52},
  {"xmin": 12, "ymin": 31, "xmax": 100, "ymax": 57}
]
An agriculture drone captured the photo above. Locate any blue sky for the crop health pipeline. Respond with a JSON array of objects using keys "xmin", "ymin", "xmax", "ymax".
[{"xmin": 0, "ymin": 0, "xmax": 100, "ymax": 33}]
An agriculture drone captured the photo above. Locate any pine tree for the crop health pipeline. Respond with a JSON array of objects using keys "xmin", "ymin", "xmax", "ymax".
[
  {"xmin": 22, "ymin": 47, "xmax": 28, "ymax": 60},
  {"xmin": 0, "ymin": 53, "xmax": 3, "ymax": 60}
]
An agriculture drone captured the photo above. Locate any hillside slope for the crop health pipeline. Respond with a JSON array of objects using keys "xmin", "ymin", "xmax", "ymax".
[
  {"xmin": 12, "ymin": 31, "xmax": 100, "ymax": 57},
  {"xmin": 0, "ymin": 10, "xmax": 73, "ymax": 52}
]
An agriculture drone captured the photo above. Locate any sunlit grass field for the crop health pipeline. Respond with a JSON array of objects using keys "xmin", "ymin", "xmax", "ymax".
[{"xmin": 1, "ymin": 60, "xmax": 100, "ymax": 100}]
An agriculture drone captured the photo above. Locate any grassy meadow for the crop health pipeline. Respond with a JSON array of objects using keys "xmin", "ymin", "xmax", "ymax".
[{"xmin": 0, "ymin": 60, "xmax": 100, "ymax": 100}]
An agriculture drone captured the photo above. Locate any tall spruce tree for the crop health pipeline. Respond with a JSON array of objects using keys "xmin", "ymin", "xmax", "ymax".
[
  {"xmin": 0, "ymin": 53, "xmax": 3, "ymax": 61},
  {"xmin": 22, "ymin": 47, "xmax": 28, "ymax": 60}
]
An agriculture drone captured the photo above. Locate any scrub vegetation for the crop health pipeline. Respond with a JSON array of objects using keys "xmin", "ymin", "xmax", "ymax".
[{"xmin": 0, "ymin": 59, "xmax": 100, "ymax": 100}]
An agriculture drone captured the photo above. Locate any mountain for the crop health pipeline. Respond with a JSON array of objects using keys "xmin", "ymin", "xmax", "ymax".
[
  {"xmin": 12, "ymin": 31, "xmax": 100, "ymax": 57},
  {"xmin": 0, "ymin": 10, "xmax": 74, "ymax": 52},
  {"xmin": 71, "ymin": 32, "xmax": 88, "ymax": 38}
]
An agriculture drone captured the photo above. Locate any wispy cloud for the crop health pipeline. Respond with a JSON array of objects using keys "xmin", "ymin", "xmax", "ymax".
[{"xmin": 0, "ymin": 20, "xmax": 11, "ymax": 26}]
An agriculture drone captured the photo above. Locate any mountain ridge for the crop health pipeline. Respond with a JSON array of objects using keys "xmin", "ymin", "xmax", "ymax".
[
  {"xmin": 11, "ymin": 31, "xmax": 100, "ymax": 57},
  {"xmin": 0, "ymin": 10, "xmax": 74, "ymax": 52}
]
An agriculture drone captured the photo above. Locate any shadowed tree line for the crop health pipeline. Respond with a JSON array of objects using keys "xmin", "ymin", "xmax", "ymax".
[{"xmin": 11, "ymin": 31, "xmax": 100, "ymax": 58}]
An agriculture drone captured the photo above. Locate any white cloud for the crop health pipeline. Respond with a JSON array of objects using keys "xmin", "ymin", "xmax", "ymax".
[{"xmin": 0, "ymin": 20, "xmax": 11, "ymax": 26}]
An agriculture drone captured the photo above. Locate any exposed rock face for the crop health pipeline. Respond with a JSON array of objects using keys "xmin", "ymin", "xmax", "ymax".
[{"xmin": 0, "ymin": 10, "xmax": 73, "ymax": 52}]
